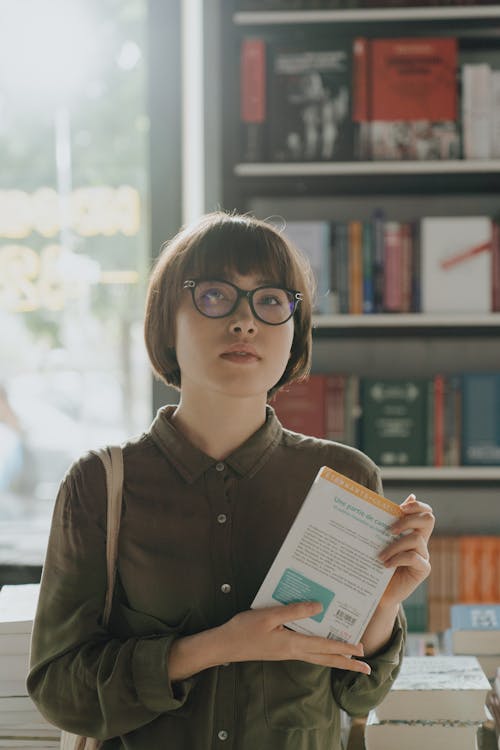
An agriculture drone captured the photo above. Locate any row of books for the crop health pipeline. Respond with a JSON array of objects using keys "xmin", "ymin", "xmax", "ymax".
[
  {"xmin": 241, "ymin": 36, "xmax": 500, "ymax": 163},
  {"xmin": 421, "ymin": 537, "xmax": 500, "ymax": 632},
  {"xmin": 282, "ymin": 216, "xmax": 500, "ymax": 315},
  {"xmin": 272, "ymin": 373, "xmax": 500, "ymax": 467},
  {"xmin": 0, "ymin": 585, "xmax": 60, "ymax": 748}
]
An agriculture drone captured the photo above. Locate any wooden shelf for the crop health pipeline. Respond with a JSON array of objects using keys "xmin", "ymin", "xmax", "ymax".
[
  {"xmin": 235, "ymin": 160, "xmax": 500, "ymax": 177},
  {"xmin": 312, "ymin": 314, "xmax": 500, "ymax": 329},
  {"xmin": 382, "ymin": 466, "xmax": 500, "ymax": 481},
  {"xmin": 234, "ymin": 6, "xmax": 500, "ymax": 24}
]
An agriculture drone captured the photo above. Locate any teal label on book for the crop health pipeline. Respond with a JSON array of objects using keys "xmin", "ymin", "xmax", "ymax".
[{"xmin": 272, "ymin": 568, "xmax": 334, "ymax": 622}]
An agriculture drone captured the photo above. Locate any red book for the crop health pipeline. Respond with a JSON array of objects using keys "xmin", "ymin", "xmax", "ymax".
[
  {"xmin": 325, "ymin": 374, "xmax": 346, "ymax": 442},
  {"xmin": 434, "ymin": 374, "xmax": 445, "ymax": 467},
  {"xmin": 240, "ymin": 38, "xmax": 266, "ymax": 161},
  {"xmin": 348, "ymin": 221, "xmax": 363, "ymax": 315},
  {"xmin": 370, "ymin": 37, "xmax": 458, "ymax": 122},
  {"xmin": 271, "ymin": 375, "xmax": 327, "ymax": 438}
]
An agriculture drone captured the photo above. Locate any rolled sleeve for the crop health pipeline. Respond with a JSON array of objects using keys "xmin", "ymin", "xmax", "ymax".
[
  {"xmin": 132, "ymin": 635, "xmax": 194, "ymax": 712},
  {"xmin": 331, "ymin": 606, "xmax": 406, "ymax": 717}
]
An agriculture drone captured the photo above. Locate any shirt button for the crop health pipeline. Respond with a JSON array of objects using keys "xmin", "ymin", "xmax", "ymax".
[
  {"xmin": 217, "ymin": 513, "xmax": 227, "ymax": 524},
  {"xmin": 221, "ymin": 583, "xmax": 231, "ymax": 594},
  {"xmin": 218, "ymin": 730, "xmax": 228, "ymax": 741},
  {"xmin": 215, "ymin": 462, "xmax": 225, "ymax": 472}
]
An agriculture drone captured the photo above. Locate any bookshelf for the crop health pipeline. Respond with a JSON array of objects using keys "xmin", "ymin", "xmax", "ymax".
[{"xmin": 203, "ymin": 0, "xmax": 500, "ymax": 535}]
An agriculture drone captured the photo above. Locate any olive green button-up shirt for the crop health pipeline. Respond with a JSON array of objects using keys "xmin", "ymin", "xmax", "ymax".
[{"xmin": 28, "ymin": 405, "xmax": 406, "ymax": 750}]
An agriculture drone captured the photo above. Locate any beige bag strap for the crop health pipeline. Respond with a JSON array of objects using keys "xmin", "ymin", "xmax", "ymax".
[
  {"xmin": 59, "ymin": 446, "xmax": 123, "ymax": 750},
  {"xmin": 93, "ymin": 446, "xmax": 124, "ymax": 625}
]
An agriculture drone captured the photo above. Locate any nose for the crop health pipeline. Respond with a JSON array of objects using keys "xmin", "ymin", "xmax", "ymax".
[{"xmin": 228, "ymin": 295, "xmax": 257, "ymax": 335}]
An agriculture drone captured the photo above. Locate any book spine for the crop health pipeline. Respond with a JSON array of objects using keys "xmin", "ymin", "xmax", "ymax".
[
  {"xmin": 336, "ymin": 223, "xmax": 349, "ymax": 314},
  {"xmin": 329, "ymin": 222, "xmax": 340, "ymax": 315},
  {"xmin": 348, "ymin": 221, "xmax": 363, "ymax": 314},
  {"xmin": 426, "ymin": 378, "xmax": 435, "ymax": 467},
  {"xmin": 459, "ymin": 536, "xmax": 482, "ymax": 603},
  {"xmin": 491, "ymin": 70, "xmax": 500, "ymax": 158},
  {"xmin": 352, "ymin": 37, "xmax": 370, "ymax": 160},
  {"xmin": 383, "ymin": 222, "xmax": 403, "ymax": 312},
  {"xmin": 240, "ymin": 38, "xmax": 267, "ymax": 162},
  {"xmin": 325, "ymin": 374, "xmax": 346, "ymax": 442},
  {"xmin": 434, "ymin": 374, "xmax": 445, "ymax": 467},
  {"xmin": 372, "ymin": 210, "xmax": 385, "ymax": 313},
  {"xmin": 411, "ymin": 221, "xmax": 421, "ymax": 312},
  {"xmin": 492, "ymin": 220, "xmax": 500, "ymax": 312},
  {"xmin": 479, "ymin": 536, "xmax": 497, "ymax": 603},
  {"xmin": 462, "ymin": 63, "xmax": 492, "ymax": 160},
  {"xmin": 362, "ymin": 220, "xmax": 375, "ymax": 314},
  {"xmin": 401, "ymin": 222, "xmax": 413, "ymax": 313}
]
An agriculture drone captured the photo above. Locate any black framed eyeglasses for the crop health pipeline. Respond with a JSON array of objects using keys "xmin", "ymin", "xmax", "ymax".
[{"xmin": 183, "ymin": 279, "xmax": 303, "ymax": 326}]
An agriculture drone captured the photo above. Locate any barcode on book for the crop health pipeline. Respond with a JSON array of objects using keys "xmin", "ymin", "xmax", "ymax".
[{"xmin": 336, "ymin": 608, "xmax": 356, "ymax": 626}]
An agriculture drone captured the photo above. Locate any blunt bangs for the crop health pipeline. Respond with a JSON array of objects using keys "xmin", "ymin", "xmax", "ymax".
[{"xmin": 182, "ymin": 218, "xmax": 301, "ymax": 292}]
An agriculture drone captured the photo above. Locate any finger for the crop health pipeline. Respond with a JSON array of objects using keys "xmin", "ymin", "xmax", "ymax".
[
  {"xmin": 380, "ymin": 532, "xmax": 429, "ymax": 563},
  {"xmin": 390, "ymin": 511, "xmax": 435, "ymax": 536},
  {"xmin": 380, "ymin": 549, "xmax": 431, "ymax": 575},
  {"xmin": 401, "ymin": 496, "xmax": 433, "ymax": 515}
]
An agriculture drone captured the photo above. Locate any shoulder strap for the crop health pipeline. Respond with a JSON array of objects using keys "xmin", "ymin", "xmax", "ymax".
[{"xmin": 93, "ymin": 446, "xmax": 124, "ymax": 626}]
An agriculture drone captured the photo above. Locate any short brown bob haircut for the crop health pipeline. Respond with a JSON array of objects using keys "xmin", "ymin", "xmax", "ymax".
[{"xmin": 144, "ymin": 211, "xmax": 316, "ymax": 399}]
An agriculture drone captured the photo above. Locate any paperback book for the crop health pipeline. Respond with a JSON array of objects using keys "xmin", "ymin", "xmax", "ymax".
[
  {"xmin": 252, "ymin": 466, "xmax": 403, "ymax": 643},
  {"xmin": 375, "ymin": 655, "xmax": 490, "ymax": 721}
]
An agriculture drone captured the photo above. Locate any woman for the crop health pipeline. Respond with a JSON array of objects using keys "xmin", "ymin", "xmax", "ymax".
[{"xmin": 28, "ymin": 212, "xmax": 434, "ymax": 749}]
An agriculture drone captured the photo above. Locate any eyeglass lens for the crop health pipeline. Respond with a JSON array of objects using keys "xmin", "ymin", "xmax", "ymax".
[{"xmin": 193, "ymin": 280, "xmax": 295, "ymax": 324}]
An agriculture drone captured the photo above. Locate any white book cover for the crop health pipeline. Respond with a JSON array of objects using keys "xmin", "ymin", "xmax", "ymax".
[
  {"xmin": 365, "ymin": 711, "xmax": 482, "ymax": 750},
  {"xmin": 491, "ymin": 70, "xmax": 500, "ymax": 158},
  {"xmin": 462, "ymin": 63, "xmax": 492, "ymax": 160},
  {"xmin": 375, "ymin": 655, "xmax": 490, "ymax": 722},
  {"xmin": 0, "ymin": 584, "xmax": 39, "ymax": 635},
  {"xmin": 251, "ymin": 466, "xmax": 403, "ymax": 643},
  {"xmin": 280, "ymin": 221, "xmax": 332, "ymax": 314},
  {"xmin": 421, "ymin": 216, "xmax": 492, "ymax": 314}
]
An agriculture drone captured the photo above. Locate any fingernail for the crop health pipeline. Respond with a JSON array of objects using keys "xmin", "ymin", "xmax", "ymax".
[{"xmin": 364, "ymin": 664, "xmax": 371, "ymax": 675}]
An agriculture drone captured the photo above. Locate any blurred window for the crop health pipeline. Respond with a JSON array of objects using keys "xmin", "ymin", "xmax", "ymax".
[{"xmin": 0, "ymin": 0, "xmax": 150, "ymax": 563}]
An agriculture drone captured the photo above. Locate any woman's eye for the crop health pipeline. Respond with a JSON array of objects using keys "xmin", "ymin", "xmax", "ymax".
[
  {"xmin": 204, "ymin": 288, "xmax": 225, "ymax": 301},
  {"xmin": 260, "ymin": 295, "xmax": 282, "ymax": 306}
]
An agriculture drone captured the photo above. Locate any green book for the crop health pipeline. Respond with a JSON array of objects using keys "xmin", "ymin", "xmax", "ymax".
[{"xmin": 361, "ymin": 379, "xmax": 429, "ymax": 466}]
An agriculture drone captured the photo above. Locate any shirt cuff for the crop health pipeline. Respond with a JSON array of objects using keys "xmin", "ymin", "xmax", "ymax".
[{"xmin": 132, "ymin": 635, "xmax": 195, "ymax": 713}]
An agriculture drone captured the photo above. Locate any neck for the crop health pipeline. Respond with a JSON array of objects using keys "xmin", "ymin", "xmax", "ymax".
[{"xmin": 171, "ymin": 389, "xmax": 268, "ymax": 461}]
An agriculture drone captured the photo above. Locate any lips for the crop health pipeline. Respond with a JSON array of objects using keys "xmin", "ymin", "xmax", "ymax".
[
  {"xmin": 220, "ymin": 345, "xmax": 260, "ymax": 364},
  {"xmin": 221, "ymin": 344, "xmax": 260, "ymax": 358}
]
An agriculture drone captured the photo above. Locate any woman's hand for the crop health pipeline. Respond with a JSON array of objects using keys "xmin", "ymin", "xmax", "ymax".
[
  {"xmin": 377, "ymin": 493, "xmax": 435, "ymax": 608},
  {"xmin": 168, "ymin": 601, "xmax": 371, "ymax": 681},
  {"xmin": 218, "ymin": 600, "xmax": 371, "ymax": 673}
]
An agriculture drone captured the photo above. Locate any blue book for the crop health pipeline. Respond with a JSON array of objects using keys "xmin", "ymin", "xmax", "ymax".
[
  {"xmin": 461, "ymin": 373, "xmax": 500, "ymax": 465},
  {"xmin": 451, "ymin": 604, "xmax": 500, "ymax": 631}
]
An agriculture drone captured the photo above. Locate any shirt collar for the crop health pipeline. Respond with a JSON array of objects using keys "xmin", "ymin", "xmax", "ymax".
[{"xmin": 148, "ymin": 404, "xmax": 283, "ymax": 484}]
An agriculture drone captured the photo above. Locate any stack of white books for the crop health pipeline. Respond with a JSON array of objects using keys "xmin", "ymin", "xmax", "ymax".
[
  {"xmin": 444, "ymin": 604, "xmax": 500, "ymax": 681},
  {"xmin": 365, "ymin": 656, "xmax": 491, "ymax": 750},
  {"xmin": 0, "ymin": 584, "xmax": 60, "ymax": 748}
]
